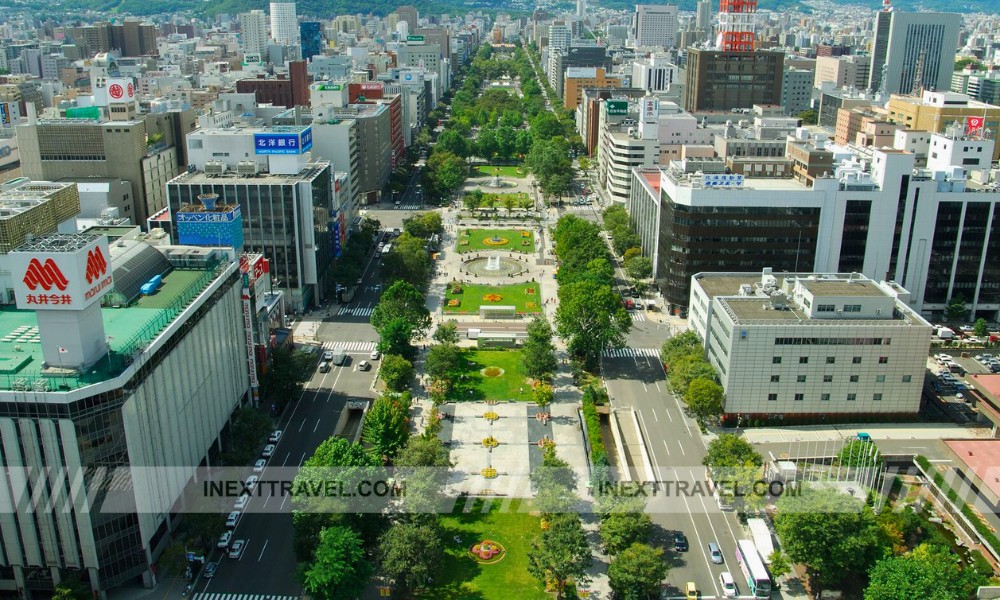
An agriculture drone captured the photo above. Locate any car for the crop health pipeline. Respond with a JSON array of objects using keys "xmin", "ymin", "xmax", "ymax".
[
  {"xmin": 318, "ymin": 361, "xmax": 331, "ymax": 373},
  {"xmin": 253, "ymin": 458, "xmax": 266, "ymax": 473},
  {"xmin": 225, "ymin": 511, "xmax": 240, "ymax": 528},
  {"xmin": 719, "ymin": 572, "xmax": 737, "ymax": 598},
  {"xmin": 269, "ymin": 430, "xmax": 282, "ymax": 443},
  {"xmin": 960, "ymin": 325, "xmax": 975, "ymax": 332},
  {"xmin": 244, "ymin": 475, "xmax": 259, "ymax": 491},
  {"xmin": 217, "ymin": 531, "xmax": 233, "ymax": 548},
  {"xmin": 203, "ymin": 562, "xmax": 218, "ymax": 579},
  {"xmin": 685, "ymin": 581, "xmax": 698, "ymax": 600},
  {"xmin": 370, "ymin": 350, "xmax": 381, "ymax": 360},
  {"xmin": 673, "ymin": 531, "xmax": 688, "ymax": 552},
  {"xmin": 262, "ymin": 444, "xmax": 275, "ymax": 458},
  {"xmin": 630, "ymin": 288, "xmax": 640, "ymax": 298},
  {"xmin": 228, "ymin": 539, "xmax": 246, "ymax": 559},
  {"xmin": 357, "ymin": 360, "xmax": 371, "ymax": 371},
  {"xmin": 708, "ymin": 542, "xmax": 724, "ymax": 564},
  {"xmin": 233, "ymin": 494, "xmax": 249, "ymax": 510},
  {"xmin": 323, "ymin": 350, "xmax": 334, "ymax": 361}
]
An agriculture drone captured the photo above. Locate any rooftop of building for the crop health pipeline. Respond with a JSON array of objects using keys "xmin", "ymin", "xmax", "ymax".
[
  {"xmin": 0, "ymin": 180, "xmax": 74, "ymax": 220},
  {"xmin": 797, "ymin": 279, "xmax": 887, "ymax": 297},
  {"xmin": 169, "ymin": 162, "xmax": 329, "ymax": 185},
  {"xmin": 17, "ymin": 233, "xmax": 95, "ymax": 253}
]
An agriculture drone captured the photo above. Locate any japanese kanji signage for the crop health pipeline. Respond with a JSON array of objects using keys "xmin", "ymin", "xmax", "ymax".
[
  {"xmin": 253, "ymin": 127, "xmax": 313, "ymax": 155},
  {"xmin": 11, "ymin": 237, "xmax": 114, "ymax": 311}
]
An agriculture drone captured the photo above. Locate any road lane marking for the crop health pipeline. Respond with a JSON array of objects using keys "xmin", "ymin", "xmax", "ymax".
[
  {"xmin": 281, "ymin": 452, "xmax": 291, "ymax": 467},
  {"xmin": 651, "ymin": 408, "xmax": 658, "ymax": 422},
  {"xmin": 654, "ymin": 381, "xmax": 661, "ymax": 393},
  {"xmin": 313, "ymin": 419, "xmax": 321, "ymax": 433},
  {"xmin": 257, "ymin": 539, "xmax": 269, "ymax": 562},
  {"xmin": 677, "ymin": 440, "xmax": 686, "ymax": 456},
  {"xmin": 663, "ymin": 439, "xmax": 671, "ymax": 456},
  {"xmin": 298, "ymin": 417, "xmax": 307, "ymax": 432},
  {"xmin": 664, "ymin": 406, "xmax": 673, "ymax": 422},
  {"xmin": 298, "ymin": 452, "xmax": 306, "ymax": 467},
  {"xmin": 237, "ymin": 537, "xmax": 250, "ymax": 561}
]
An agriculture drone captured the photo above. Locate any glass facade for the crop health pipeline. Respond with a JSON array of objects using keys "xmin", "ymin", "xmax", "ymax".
[
  {"xmin": 838, "ymin": 200, "xmax": 871, "ymax": 273},
  {"xmin": 924, "ymin": 202, "xmax": 963, "ymax": 303}
]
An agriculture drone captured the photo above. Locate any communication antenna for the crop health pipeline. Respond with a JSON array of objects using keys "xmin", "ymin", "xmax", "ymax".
[{"xmin": 910, "ymin": 49, "xmax": 926, "ymax": 97}]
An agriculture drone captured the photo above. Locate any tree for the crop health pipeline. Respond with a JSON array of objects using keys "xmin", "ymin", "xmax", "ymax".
[
  {"xmin": 768, "ymin": 550, "xmax": 791, "ymax": 580},
  {"xmin": 260, "ymin": 347, "xmax": 314, "ymax": 409},
  {"xmin": 381, "ymin": 232, "xmax": 433, "ymax": 289},
  {"xmin": 380, "ymin": 354, "xmax": 414, "ymax": 392},
  {"xmin": 397, "ymin": 433, "xmax": 452, "ymax": 467},
  {"xmin": 865, "ymin": 543, "xmax": 988, "ymax": 600},
  {"xmin": 945, "ymin": 296, "xmax": 969, "ymax": 322},
  {"xmin": 300, "ymin": 526, "xmax": 372, "ymax": 600},
  {"xmin": 622, "ymin": 247, "xmax": 642, "ymax": 263},
  {"xmin": 433, "ymin": 320, "xmax": 460, "ymax": 344},
  {"xmin": 435, "ymin": 129, "xmax": 470, "ymax": 157},
  {"xmin": 425, "ymin": 342, "xmax": 462, "ymax": 381},
  {"xmin": 607, "ymin": 543, "xmax": 669, "ymax": 599},
  {"xmin": 684, "ymin": 378, "xmax": 724, "ymax": 421},
  {"xmin": 836, "ymin": 439, "xmax": 882, "ymax": 468},
  {"xmin": 403, "ymin": 212, "xmax": 444, "ymax": 239},
  {"xmin": 798, "ymin": 109, "xmax": 818, "ymax": 125},
  {"xmin": 52, "ymin": 574, "xmax": 91, "ymax": 600},
  {"xmin": 362, "ymin": 393, "xmax": 412, "ymax": 462},
  {"xmin": 556, "ymin": 280, "xmax": 631, "ymax": 369},
  {"xmin": 222, "ymin": 406, "xmax": 274, "ymax": 466},
  {"xmin": 426, "ymin": 150, "xmax": 467, "ymax": 196},
  {"xmin": 624, "ymin": 256, "xmax": 653, "ymax": 281},
  {"xmin": 775, "ymin": 486, "xmax": 890, "ymax": 587},
  {"xmin": 599, "ymin": 511, "xmax": 653, "ymax": 555},
  {"xmin": 371, "ymin": 281, "xmax": 432, "ymax": 337},
  {"xmin": 667, "ymin": 354, "xmax": 718, "ymax": 396},
  {"xmin": 703, "ymin": 434, "xmax": 763, "ymax": 468},
  {"xmin": 531, "ymin": 446, "xmax": 579, "ymax": 516},
  {"xmin": 534, "ymin": 382, "xmax": 554, "ymax": 411},
  {"xmin": 974, "ymin": 317, "xmax": 989, "ymax": 337},
  {"xmin": 503, "ymin": 195, "xmax": 517, "ymax": 216},
  {"xmin": 660, "ymin": 331, "xmax": 701, "ymax": 366},
  {"xmin": 376, "ymin": 317, "xmax": 417, "ymax": 359},
  {"xmin": 523, "ymin": 316, "xmax": 558, "ymax": 379},
  {"xmin": 463, "ymin": 189, "xmax": 485, "ymax": 212},
  {"xmin": 379, "ymin": 521, "xmax": 444, "ymax": 593},
  {"xmin": 527, "ymin": 513, "xmax": 592, "ymax": 599}
]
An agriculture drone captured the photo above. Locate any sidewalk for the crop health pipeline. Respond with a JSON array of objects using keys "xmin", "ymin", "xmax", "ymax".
[{"xmin": 738, "ymin": 422, "xmax": 993, "ymax": 445}]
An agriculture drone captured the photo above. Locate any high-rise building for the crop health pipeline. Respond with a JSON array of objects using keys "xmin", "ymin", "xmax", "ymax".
[
  {"xmin": 120, "ymin": 18, "xmax": 158, "ymax": 57},
  {"xmin": 241, "ymin": 10, "xmax": 269, "ymax": 57},
  {"xmin": 885, "ymin": 90, "xmax": 1000, "ymax": 159},
  {"xmin": 868, "ymin": 10, "xmax": 961, "ymax": 96},
  {"xmin": 547, "ymin": 22, "xmax": 571, "ymax": 53},
  {"xmin": 269, "ymin": 2, "xmax": 298, "ymax": 47},
  {"xmin": 633, "ymin": 4, "xmax": 679, "ymax": 48},
  {"xmin": 236, "ymin": 60, "xmax": 310, "ymax": 108},
  {"xmin": 563, "ymin": 67, "xmax": 623, "ymax": 110},
  {"xmin": 396, "ymin": 5, "xmax": 419, "ymax": 32},
  {"xmin": 814, "ymin": 55, "xmax": 871, "ymax": 90},
  {"xmin": 696, "ymin": 0, "xmax": 713, "ymax": 31},
  {"xmin": 782, "ymin": 67, "xmax": 814, "ymax": 116},
  {"xmin": 300, "ymin": 21, "xmax": 322, "ymax": 60},
  {"xmin": 684, "ymin": 48, "xmax": 784, "ymax": 111},
  {"xmin": 577, "ymin": 0, "xmax": 586, "ymax": 17}
]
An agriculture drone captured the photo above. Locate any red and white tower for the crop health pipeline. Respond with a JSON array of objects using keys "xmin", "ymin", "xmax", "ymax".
[{"xmin": 715, "ymin": 0, "xmax": 756, "ymax": 51}]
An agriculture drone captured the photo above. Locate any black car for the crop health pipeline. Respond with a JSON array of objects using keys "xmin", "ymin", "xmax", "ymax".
[{"xmin": 674, "ymin": 531, "xmax": 688, "ymax": 552}]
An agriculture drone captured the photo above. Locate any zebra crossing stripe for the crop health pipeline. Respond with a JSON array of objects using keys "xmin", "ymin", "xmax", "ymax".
[
  {"xmin": 193, "ymin": 594, "xmax": 299, "ymax": 600},
  {"xmin": 601, "ymin": 347, "xmax": 659, "ymax": 358},
  {"xmin": 321, "ymin": 341, "xmax": 377, "ymax": 352}
]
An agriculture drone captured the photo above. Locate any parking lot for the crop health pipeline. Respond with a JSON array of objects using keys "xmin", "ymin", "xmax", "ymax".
[{"xmin": 924, "ymin": 350, "xmax": 1000, "ymax": 422}]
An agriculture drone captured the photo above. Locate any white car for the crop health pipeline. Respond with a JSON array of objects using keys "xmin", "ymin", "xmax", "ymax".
[
  {"xmin": 719, "ymin": 572, "xmax": 738, "ymax": 598},
  {"xmin": 323, "ymin": 350, "xmax": 334, "ymax": 361},
  {"xmin": 234, "ymin": 494, "xmax": 249, "ymax": 510},
  {"xmin": 217, "ymin": 531, "xmax": 232, "ymax": 549},
  {"xmin": 225, "ymin": 511, "xmax": 240, "ymax": 528},
  {"xmin": 253, "ymin": 458, "xmax": 266, "ymax": 473},
  {"xmin": 370, "ymin": 350, "xmax": 381, "ymax": 360},
  {"xmin": 244, "ymin": 475, "xmax": 259, "ymax": 491},
  {"xmin": 268, "ymin": 430, "xmax": 282, "ymax": 443},
  {"xmin": 228, "ymin": 539, "xmax": 246, "ymax": 559},
  {"xmin": 262, "ymin": 444, "xmax": 275, "ymax": 458}
]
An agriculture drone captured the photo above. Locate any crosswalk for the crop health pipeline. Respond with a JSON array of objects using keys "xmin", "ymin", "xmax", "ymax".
[
  {"xmin": 630, "ymin": 311, "xmax": 646, "ymax": 322},
  {"xmin": 337, "ymin": 306, "xmax": 375, "ymax": 317},
  {"xmin": 602, "ymin": 347, "xmax": 660, "ymax": 359},
  {"xmin": 394, "ymin": 203, "xmax": 421, "ymax": 210},
  {"xmin": 321, "ymin": 341, "xmax": 378, "ymax": 352},
  {"xmin": 193, "ymin": 594, "xmax": 298, "ymax": 600}
]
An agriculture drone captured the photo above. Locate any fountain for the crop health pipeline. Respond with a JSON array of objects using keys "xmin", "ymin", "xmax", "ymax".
[
  {"xmin": 484, "ymin": 167, "xmax": 512, "ymax": 189},
  {"xmin": 463, "ymin": 253, "xmax": 527, "ymax": 277},
  {"xmin": 485, "ymin": 255, "xmax": 501, "ymax": 271}
]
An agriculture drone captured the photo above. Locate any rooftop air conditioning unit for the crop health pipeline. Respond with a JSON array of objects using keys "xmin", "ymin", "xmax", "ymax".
[
  {"xmin": 236, "ymin": 161, "xmax": 260, "ymax": 176},
  {"xmin": 204, "ymin": 161, "xmax": 226, "ymax": 175}
]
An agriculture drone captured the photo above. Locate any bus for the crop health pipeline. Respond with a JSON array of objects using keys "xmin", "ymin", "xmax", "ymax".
[{"xmin": 735, "ymin": 539, "xmax": 771, "ymax": 598}]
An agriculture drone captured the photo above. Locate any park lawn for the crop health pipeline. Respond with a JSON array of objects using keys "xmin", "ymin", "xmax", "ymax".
[
  {"xmin": 450, "ymin": 350, "xmax": 534, "ymax": 402},
  {"xmin": 475, "ymin": 165, "xmax": 528, "ymax": 178},
  {"xmin": 458, "ymin": 228, "xmax": 535, "ymax": 253},
  {"xmin": 443, "ymin": 282, "xmax": 542, "ymax": 315},
  {"xmin": 482, "ymin": 192, "xmax": 533, "ymax": 209},
  {"xmin": 421, "ymin": 498, "xmax": 548, "ymax": 600}
]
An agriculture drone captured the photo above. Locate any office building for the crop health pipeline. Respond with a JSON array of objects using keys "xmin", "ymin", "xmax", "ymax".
[
  {"xmin": 684, "ymin": 48, "xmax": 784, "ymax": 112},
  {"xmin": 868, "ymin": 10, "xmax": 961, "ymax": 95},
  {"xmin": 966, "ymin": 73, "xmax": 1000, "ymax": 106},
  {"xmin": 633, "ymin": 4, "xmax": 679, "ymax": 49},
  {"xmin": 814, "ymin": 55, "xmax": 871, "ymax": 90},
  {"xmin": 236, "ymin": 61, "xmax": 310, "ymax": 108},
  {"xmin": 631, "ymin": 53, "xmax": 680, "ymax": 93},
  {"xmin": 689, "ymin": 269, "xmax": 932, "ymax": 420},
  {"xmin": 563, "ymin": 67, "xmax": 622, "ymax": 110},
  {"xmin": 395, "ymin": 5, "xmax": 418, "ymax": 32},
  {"xmin": 314, "ymin": 102, "xmax": 392, "ymax": 206},
  {"xmin": 300, "ymin": 22, "xmax": 322, "ymax": 60},
  {"xmin": 0, "ymin": 233, "xmax": 248, "ymax": 599},
  {"xmin": 241, "ymin": 10, "xmax": 269, "ymax": 57},
  {"xmin": 170, "ymin": 125, "xmax": 336, "ymax": 312},
  {"xmin": 120, "ymin": 19, "xmax": 158, "ymax": 57},
  {"xmin": 885, "ymin": 91, "xmax": 1000, "ymax": 160},
  {"xmin": 696, "ymin": 0, "xmax": 713, "ymax": 34},
  {"xmin": 578, "ymin": 88, "xmax": 648, "ymax": 156},
  {"xmin": 782, "ymin": 67, "xmax": 813, "ymax": 116},
  {"xmin": 547, "ymin": 22, "xmax": 571, "ymax": 53},
  {"xmin": 597, "ymin": 97, "xmax": 659, "ymax": 204},
  {"xmin": 548, "ymin": 45, "xmax": 612, "ymax": 99},
  {"xmin": 269, "ymin": 2, "xmax": 298, "ymax": 47}
]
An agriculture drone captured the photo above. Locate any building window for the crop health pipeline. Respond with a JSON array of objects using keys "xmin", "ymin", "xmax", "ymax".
[
  {"xmin": 873, "ymin": 393, "xmax": 883, "ymax": 401},
  {"xmin": 823, "ymin": 375, "xmax": 833, "ymax": 383},
  {"xmin": 902, "ymin": 375, "xmax": 912, "ymax": 383},
  {"xmin": 847, "ymin": 393, "xmax": 857, "ymax": 401},
  {"xmin": 772, "ymin": 357, "xmax": 781, "ymax": 364},
  {"xmin": 767, "ymin": 393, "xmax": 778, "ymax": 401},
  {"xmin": 797, "ymin": 375, "xmax": 807, "ymax": 382},
  {"xmin": 852, "ymin": 356, "xmax": 862, "ymax": 364},
  {"xmin": 771, "ymin": 375, "xmax": 780, "ymax": 382},
  {"xmin": 876, "ymin": 375, "xmax": 886, "ymax": 383},
  {"xmin": 794, "ymin": 393, "xmax": 804, "ymax": 401},
  {"xmin": 843, "ymin": 304, "xmax": 862, "ymax": 312},
  {"xmin": 849, "ymin": 375, "xmax": 860, "ymax": 382},
  {"xmin": 817, "ymin": 304, "xmax": 835, "ymax": 312},
  {"xmin": 821, "ymin": 393, "xmax": 830, "ymax": 401},
  {"xmin": 799, "ymin": 357, "xmax": 809, "ymax": 364},
  {"xmin": 878, "ymin": 356, "xmax": 888, "ymax": 364},
  {"xmin": 826, "ymin": 356, "xmax": 835, "ymax": 364}
]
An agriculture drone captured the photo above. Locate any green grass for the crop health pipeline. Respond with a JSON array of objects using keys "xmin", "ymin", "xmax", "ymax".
[
  {"xmin": 450, "ymin": 350, "xmax": 534, "ymax": 402},
  {"xmin": 420, "ymin": 498, "xmax": 548, "ymax": 600},
  {"xmin": 457, "ymin": 228, "xmax": 535, "ymax": 253},
  {"xmin": 475, "ymin": 165, "xmax": 528, "ymax": 178},
  {"xmin": 480, "ymin": 192, "xmax": 533, "ymax": 209},
  {"xmin": 444, "ymin": 282, "xmax": 542, "ymax": 315}
]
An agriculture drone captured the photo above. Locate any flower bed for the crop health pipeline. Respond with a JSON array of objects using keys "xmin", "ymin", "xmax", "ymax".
[
  {"xmin": 482, "ymin": 367, "xmax": 504, "ymax": 378},
  {"xmin": 481, "ymin": 467, "xmax": 498, "ymax": 479},
  {"xmin": 470, "ymin": 539, "xmax": 506, "ymax": 563},
  {"xmin": 483, "ymin": 293, "xmax": 503, "ymax": 302},
  {"xmin": 483, "ymin": 237, "xmax": 510, "ymax": 246},
  {"xmin": 483, "ymin": 436, "xmax": 499, "ymax": 448},
  {"xmin": 525, "ymin": 288, "xmax": 536, "ymax": 294},
  {"xmin": 448, "ymin": 299, "xmax": 461, "ymax": 307}
]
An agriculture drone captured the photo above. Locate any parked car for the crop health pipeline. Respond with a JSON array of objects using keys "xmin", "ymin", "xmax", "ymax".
[
  {"xmin": 203, "ymin": 562, "xmax": 218, "ymax": 579},
  {"xmin": 323, "ymin": 350, "xmax": 334, "ymax": 361},
  {"xmin": 228, "ymin": 539, "xmax": 246, "ymax": 559},
  {"xmin": 253, "ymin": 458, "xmax": 266, "ymax": 473},
  {"xmin": 262, "ymin": 444, "xmax": 275, "ymax": 458},
  {"xmin": 225, "ymin": 511, "xmax": 240, "ymax": 528},
  {"xmin": 233, "ymin": 494, "xmax": 249, "ymax": 510},
  {"xmin": 217, "ymin": 531, "xmax": 233, "ymax": 549},
  {"xmin": 357, "ymin": 360, "xmax": 371, "ymax": 371},
  {"xmin": 370, "ymin": 350, "xmax": 381, "ymax": 360},
  {"xmin": 268, "ymin": 430, "xmax": 282, "ymax": 443},
  {"xmin": 244, "ymin": 475, "xmax": 259, "ymax": 491},
  {"xmin": 674, "ymin": 531, "xmax": 688, "ymax": 552}
]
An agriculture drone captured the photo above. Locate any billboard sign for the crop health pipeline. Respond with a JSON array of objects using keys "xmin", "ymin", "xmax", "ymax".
[
  {"xmin": 253, "ymin": 127, "xmax": 313, "ymax": 155},
  {"xmin": 967, "ymin": 116, "xmax": 985, "ymax": 134},
  {"xmin": 11, "ymin": 237, "xmax": 114, "ymax": 311},
  {"xmin": 641, "ymin": 97, "xmax": 659, "ymax": 123},
  {"xmin": 0, "ymin": 102, "xmax": 20, "ymax": 127},
  {"xmin": 406, "ymin": 35, "xmax": 425, "ymax": 42},
  {"xmin": 316, "ymin": 83, "xmax": 342, "ymax": 91},
  {"xmin": 242, "ymin": 53, "xmax": 262, "ymax": 66},
  {"xmin": 106, "ymin": 78, "xmax": 135, "ymax": 103},
  {"xmin": 702, "ymin": 173, "xmax": 744, "ymax": 188},
  {"xmin": 360, "ymin": 82, "xmax": 383, "ymax": 91},
  {"xmin": 606, "ymin": 100, "xmax": 628, "ymax": 116}
]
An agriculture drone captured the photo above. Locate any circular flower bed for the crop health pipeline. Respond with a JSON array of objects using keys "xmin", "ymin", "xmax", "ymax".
[
  {"xmin": 521, "ymin": 240, "xmax": 530, "ymax": 246},
  {"xmin": 470, "ymin": 539, "xmax": 506, "ymax": 564},
  {"xmin": 483, "ymin": 237, "xmax": 509, "ymax": 246},
  {"xmin": 483, "ymin": 294, "xmax": 503, "ymax": 302},
  {"xmin": 482, "ymin": 367, "xmax": 504, "ymax": 378},
  {"xmin": 483, "ymin": 436, "xmax": 499, "ymax": 448},
  {"xmin": 537, "ymin": 436, "xmax": 555, "ymax": 449}
]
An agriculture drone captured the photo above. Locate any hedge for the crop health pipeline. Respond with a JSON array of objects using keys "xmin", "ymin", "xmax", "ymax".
[
  {"xmin": 582, "ymin": 387, "xmax": 609, "ymax": 469},
  {"xmin": 915, "ymin": 455, "xmax": 1000, "ymax": 556}
]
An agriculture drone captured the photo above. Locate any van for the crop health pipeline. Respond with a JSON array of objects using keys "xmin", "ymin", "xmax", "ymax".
[{"xmin": 331, "ymin": 350, "xmax": 347, "ymax": 366}]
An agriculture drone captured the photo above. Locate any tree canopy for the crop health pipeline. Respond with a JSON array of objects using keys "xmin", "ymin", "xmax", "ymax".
[{"xmin": 300, "ymin": 526, "xmax": 372, "ymax": 600}]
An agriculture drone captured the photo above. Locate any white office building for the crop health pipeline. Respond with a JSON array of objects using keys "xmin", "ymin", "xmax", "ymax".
[
  {"xmin": 869, "ymin": 10, "xmax": 961, "ymax": 95},
  {"xmin": 269, "ymin": 2, "xmax": 299, "ymax": 47},
  {"xmin": 633, "ymin": 4, "xmax": 679, "ymax": 49},
  {"xmin": 690, "ymin": 269, "xmax": 932, "ymax": 420},
  {"xmin": 240, "ymin": 10, "xmax": 269, "ymax": 57}
]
